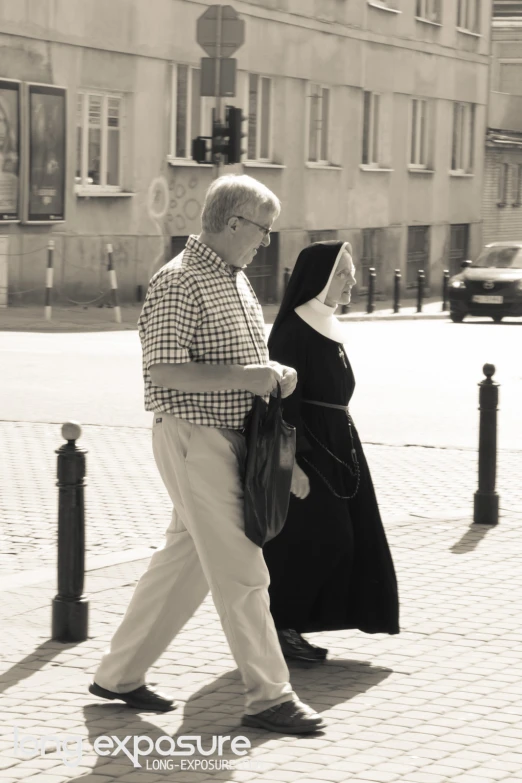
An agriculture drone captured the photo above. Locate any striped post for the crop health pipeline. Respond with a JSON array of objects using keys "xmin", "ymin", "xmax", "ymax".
[
  {"xmin": 106, "ymin": 243, "xmax": 122, "ymax": 324},
  {"xmin": 44, "ymin": 240, "xmax": 55, "ymax": 320}
]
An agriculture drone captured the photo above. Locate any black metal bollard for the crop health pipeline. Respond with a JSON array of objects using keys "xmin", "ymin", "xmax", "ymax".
[
  {"xmin": 283, "ymin": 267, "xmax": 291, "ymax": 291},
  {"xmin": 393, "ymin": 269, "xmax": 401, "ymax": 314},
  {"xmin": 473, "ymin": 365, "xmax": 499, "ymax": 525},
  {"xmin": 442, "ymin": 270, "xmax": 450, "ymax": 312},
  {"xmin": 417, "ymin": 269, "xmax": 425, "ymax": 313},
  {"xmin": 367, "ymin": 267, "xmax": 376, "ymax": 314},
  {"xmin": 52, "ymin": 422, "xmax": 89, "ymax": 642}
]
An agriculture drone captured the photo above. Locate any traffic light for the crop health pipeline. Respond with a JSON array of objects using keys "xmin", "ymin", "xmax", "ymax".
[
  {"xmin": 211, "ymin": 116, "xmax": 228, "ymax": 165},
  {"xmin": 196, "ymin": 107, "xmax": 247, "ymax": 165},
  {"xmin": 224, "ymin": 106, "xmax": 247, "ymax": 164},
  {"xmin": 191, "ymin": 136, "xmax": 209, "ymax": 164}
]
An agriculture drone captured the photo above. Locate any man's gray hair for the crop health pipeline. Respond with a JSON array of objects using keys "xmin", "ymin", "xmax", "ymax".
[{"xmin": 201, "ymin": 174, "xmax": 281, "ymax": 233}]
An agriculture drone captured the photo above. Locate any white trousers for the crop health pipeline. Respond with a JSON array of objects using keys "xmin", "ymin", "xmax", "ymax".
[{"xmin": 94, "ymin": 414, "xmax": 295, "ymax": 714}]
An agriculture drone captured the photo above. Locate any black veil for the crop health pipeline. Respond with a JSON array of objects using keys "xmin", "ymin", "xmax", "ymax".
[{"xmin": 268, "ymin": 240, "xmax": 348, "ymax": 349}]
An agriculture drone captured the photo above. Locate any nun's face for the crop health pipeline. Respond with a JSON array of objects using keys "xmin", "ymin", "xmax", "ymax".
[{"xmin": 324, "ymin": 251, "xmax": 356, "ymax": 307}]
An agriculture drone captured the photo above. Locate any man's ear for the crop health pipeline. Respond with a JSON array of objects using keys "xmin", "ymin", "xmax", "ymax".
[{"xmin": 228, "ymin": 216, "xmax": 239, "ymax": 232}]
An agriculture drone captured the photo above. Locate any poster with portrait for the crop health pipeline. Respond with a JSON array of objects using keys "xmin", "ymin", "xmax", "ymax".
[
  {"xmin": 26, "ymin": 84, "xmax": 66, "ymax": 222},
  {"xmin": 0, "ymin": 79, "xmax": 21, "ymax": 221}
]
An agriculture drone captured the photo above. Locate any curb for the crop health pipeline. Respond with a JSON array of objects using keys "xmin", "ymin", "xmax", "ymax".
[{"xmin": 338, "ymin": 311, "xmax": 448, "ymax": 322}]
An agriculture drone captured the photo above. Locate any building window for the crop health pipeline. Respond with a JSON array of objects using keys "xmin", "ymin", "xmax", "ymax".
[
  {"xmin": 513, "ymin": 164, "xmax": 522, "ymax": 207},
  {"xmin": 247, "ymin": 74, "xmax": 272, "ymax": 161},
  {"xmin": 360, "ymin": 229, "xmax": 383, "ymax": 291},
  {"xmin": 171, "ymin": 64, "xmax": 201, "ymax": 160},
  {"xmin": 451, "ymin": 102, "xmax": 475, "ymax": 173},
  {"xmin": 499, "ymin": 63, "xmax": 522, "ymax": 96},
  {"xmin": 307, "ymin": 84, "xmax": 330, "ymax": 163},
  {"xmin": 497, "ymin": 163, "xmax": 509, "ymax": 206},
  {"xmin": 416, "ymin": 0, "xmax": 441, "ymax": 22},
  {"xmin": 407, "ymin": 225, "xmax": 430, "ymax": 288},
  {"xmin": 76, "ymin": 92, "xmax": 123, "ymax": 189},
  {"xmin": 410, "ymin": 98, "xmax": 430, "ymax": 168},
  {"xmin": 362, "ymin": 91, "xmax": 380, "ymax": 166},
  {"xmin": 457, "ymin": 0, "xmax": 480, "ymax": 33}
]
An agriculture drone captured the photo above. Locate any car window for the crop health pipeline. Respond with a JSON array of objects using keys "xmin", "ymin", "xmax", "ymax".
[{"xmin": 473, "ymin": 247, "xmax": 522, "ymax": 269}]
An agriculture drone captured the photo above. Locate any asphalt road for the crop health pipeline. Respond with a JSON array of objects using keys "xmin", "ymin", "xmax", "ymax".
[{"xmin": 1, "ymin": 319, "xmax": 520, "ymax": 450}]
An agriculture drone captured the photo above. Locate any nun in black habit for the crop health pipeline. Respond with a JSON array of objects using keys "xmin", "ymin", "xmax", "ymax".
[{"xmin": 264, "ymin": 240, "xmax": 399, "ymax": 663}]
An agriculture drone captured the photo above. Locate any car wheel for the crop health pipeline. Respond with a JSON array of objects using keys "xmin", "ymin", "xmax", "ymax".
[
  {"xmin": 492, "ymin": 315, "xmax": 503, "ymax": 323},
  {"xmin": 450, "ymin": 312, "xmax": 465, "ymax": 323}
]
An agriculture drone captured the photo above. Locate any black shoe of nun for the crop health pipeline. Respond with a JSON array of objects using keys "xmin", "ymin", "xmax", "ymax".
[{"xmin": 277, "ymin": 629, "xmax": 328, "ymax": 662}]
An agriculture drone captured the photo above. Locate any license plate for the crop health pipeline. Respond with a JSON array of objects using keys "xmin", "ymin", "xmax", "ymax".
[{"xmin": 471, "ymin": 295, "xmax": 503, "ymax": 304}]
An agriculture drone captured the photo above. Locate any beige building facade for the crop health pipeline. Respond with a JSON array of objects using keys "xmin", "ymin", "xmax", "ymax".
[
  {"xmin": 0, "ymin": 0, "xmax": 491, "ymax": 304},
  {"xmin": 482, "ymin": 2, "xmax": 522, "ymax": 251}
]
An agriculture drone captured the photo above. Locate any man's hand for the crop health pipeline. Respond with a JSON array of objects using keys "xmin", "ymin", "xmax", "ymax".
[
  {"xmin": 268, "ymin": 361, "xmax": 297, "ymax": 398},
  {"xmin": 291, "ymin": 462, "xmax": 310, "ymax": 499},
  {"xmin": 243, "ymin": 364, "xmax": 283, "ymax": 396}
]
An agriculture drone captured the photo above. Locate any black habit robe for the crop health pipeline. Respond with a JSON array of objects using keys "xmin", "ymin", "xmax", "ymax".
[{"xmin": 264, "ymin": 241, "xmax": 400, "ymax": 636}]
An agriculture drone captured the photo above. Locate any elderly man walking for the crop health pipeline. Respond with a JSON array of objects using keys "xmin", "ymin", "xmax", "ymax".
[{"xmin": 89, "ymin": 175, "xmax": 324, "ymax": 734}]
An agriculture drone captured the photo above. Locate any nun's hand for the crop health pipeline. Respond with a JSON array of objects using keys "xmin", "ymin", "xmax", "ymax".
[
  {"xmin": 291, "ymin": 462, "xmax": 310, "ymax": 500},
  {"xmin": 268, "ymin": 361, "xmax": 297, "ymax": 398}
]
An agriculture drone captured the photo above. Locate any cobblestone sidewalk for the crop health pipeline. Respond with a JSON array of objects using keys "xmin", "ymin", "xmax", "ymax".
[
  {"xmin": 1, "ymin": 508, "xmax": 522, "ymax": 783},
  {"xmin": 1, "ymin": 421, "xmax": 521, "ymax": 576}
]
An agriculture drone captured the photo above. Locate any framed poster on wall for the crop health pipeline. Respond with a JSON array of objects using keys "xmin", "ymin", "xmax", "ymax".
[
  {"xmin": 0, "ymin": 79, "xmax": 21, "ymax": 222},
  {"xmin": 25, "ymin": 83, "xmax": 66, "ymax": 223}
]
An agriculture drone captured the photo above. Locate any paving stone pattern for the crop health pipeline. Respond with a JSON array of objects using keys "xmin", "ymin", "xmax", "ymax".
[
  {"xmin": 1, "ymin": 421, "xmax": 521, "ymax": 575},
  {"xmin": 1, "ymin": 511, "xmax": 522, "ymax": 782}
]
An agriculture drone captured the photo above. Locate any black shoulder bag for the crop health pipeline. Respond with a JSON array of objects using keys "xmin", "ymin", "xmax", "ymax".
[{"xmin": 243, "ymin": 383, "xmax": 296, "ymax": 547}]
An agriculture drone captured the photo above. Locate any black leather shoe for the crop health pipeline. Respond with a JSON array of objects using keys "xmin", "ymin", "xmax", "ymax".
[
  {"xmin": 88, "ymin": 682, "xmax": 178, "ymax": 712},
  {"xmin": 242, "ymin": 699, "xmax": 325, "ymax": 734},
  {"xmin": 278, "ymin": 629, "xmax": 328, "ymax": 662}
]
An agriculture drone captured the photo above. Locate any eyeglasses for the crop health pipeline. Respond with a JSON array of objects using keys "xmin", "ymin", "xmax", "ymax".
[{"xmin": 233, "ymin": 215, "xmax": 272, "ymax": 238}]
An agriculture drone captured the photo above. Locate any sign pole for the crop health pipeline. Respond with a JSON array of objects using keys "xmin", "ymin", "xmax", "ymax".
[{"xmin": 214, "ymin": 5, "xmax": 223, "ymax": 179}]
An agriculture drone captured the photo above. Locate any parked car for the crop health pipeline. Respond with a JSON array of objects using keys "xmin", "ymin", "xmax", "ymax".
[{"xmin": 448, "ymin": 241, "xmax": 522, "ymax": 323}]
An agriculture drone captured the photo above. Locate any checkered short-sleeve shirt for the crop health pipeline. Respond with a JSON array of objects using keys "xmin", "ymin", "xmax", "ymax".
[{"xmin": 138, "ymin": 235, "xmax": 269, "ymax": 429}]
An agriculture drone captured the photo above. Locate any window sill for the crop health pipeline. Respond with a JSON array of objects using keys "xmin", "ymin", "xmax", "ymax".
[
  {"xmin": 167, "ymin": 156, "xmax": 213, "ymax": 168},
  {"xmin": 449, "ymin": 171, "xmax": 474, "ymax": 178},
  {"xmin": 359, "ymin": 164, "xmax": 394, "ymax": 172},
  {"xmin": 408, "ymin": 167, "xmax": 435, "ymax": 174},
  {"xmin": 243, "ymin": 161, "xmax": 286, "ymax": 169},
  {"xmin": 75, "ymin": 188, "xmax": 135, "ymax": 198},
  {"xmin": 415, "ymin": 16, "xmax": 442, "ymax": 27},
  {"xmin": 367, "ymin": 2, "xmax": 402, "ymax": 14},
  {"xmin": 306, "ymin": 163, "xmax": 342, "ymax": 170},
  {"xmin": 456, "ymin": 27, "xmax": 481, "ymax": 38}
]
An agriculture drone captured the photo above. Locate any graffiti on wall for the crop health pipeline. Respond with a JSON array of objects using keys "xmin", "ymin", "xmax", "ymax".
[
  {"xmin": 146, "ymin": 170, "xmax": 205, "ymax": 278},
  {"xmin": 146, "ymin": 175, "xmax": 170, "ymax": 280},
  {"xmin": 165, "ymin": 172, "xmax": 203, "ymax": 234}
]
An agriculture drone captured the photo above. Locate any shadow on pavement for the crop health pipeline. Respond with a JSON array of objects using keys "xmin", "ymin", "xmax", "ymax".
[
  {"xmin": 0, "ymin": 640, "xmax": 80, "ymax": 694},
  {"xmin": 450, "ymin": 522, "xmax": 495, "ymax": 554},
  {"xmin": 70, "ymin": 658, "xmax": 392, "ymax": 781}
]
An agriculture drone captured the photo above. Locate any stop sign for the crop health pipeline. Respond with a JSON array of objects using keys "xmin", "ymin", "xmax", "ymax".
[{"xmin": 197, "ymin": 5, "xmax": 245, "ymax": 58}]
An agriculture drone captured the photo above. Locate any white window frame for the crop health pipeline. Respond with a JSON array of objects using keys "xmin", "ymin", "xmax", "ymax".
[
  {"xmin": 76, "ymin": 91, "xmax": 124, "ymax": 192},
  {"xmin": 416, "ymin": 0, "xmax": 442, "ymax": 23},
  {"xmin": 409, "ymin": 98, "xmax": 430, "ymax": 169},
  {"xmin": 451, "ymin": 102, "xmax": 475, "ymax": 174},
  {"xmin": 362, "ymin": 91, "xmax": 381, "ymax": 167},
  {"xmin": 367, "ymin": 0, "xmax": 401, "ymax": 12},
  {"xmin": 457, "ymin": 0, "xmax": 481, "ymax": 34},
  {"xmin": 245, "ymin": 74, "xmax": 273, "ymax": 162},
  {"xmin": 170, "ymin": 64, "xmax": 201, "ymax": 161},
  {"xmin": 306, "ymin": 83, "xmax": 331, "ymax": 165}
]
